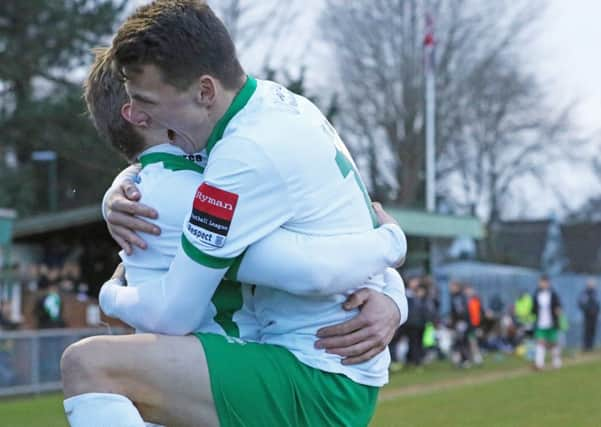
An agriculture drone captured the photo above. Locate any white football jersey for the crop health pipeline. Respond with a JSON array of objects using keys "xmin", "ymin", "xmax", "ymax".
[
  {"xmin": 182, "ymin": 78, "xmax": 396, "ymax": 386},
  {"xmin": 102, "ymin": 77, "xmax": 408, "ymax": 387}
]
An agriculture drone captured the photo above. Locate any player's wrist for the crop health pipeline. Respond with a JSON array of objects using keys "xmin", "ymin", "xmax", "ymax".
[
  {"xmin": 98, "ymin": 278, "xmax": 124, "ymax": 317},
  {"xmin": 380, "ymin": 223, "xmax": 407, "ymax": 268}
]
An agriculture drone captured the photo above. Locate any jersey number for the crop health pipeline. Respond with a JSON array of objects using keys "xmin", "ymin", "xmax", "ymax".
[{"xmin": 324, "ymin": 120, "xmax": 379, "ymax": 227}]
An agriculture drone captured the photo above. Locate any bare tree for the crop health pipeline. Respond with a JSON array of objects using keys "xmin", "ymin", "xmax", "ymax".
[
  {"xmin": 320, "ymin": 0, "xmax": 581, "ymax": 222},
  {"xmin": 210, "ymin": 0, "xmax": 302, "ymax": 72}
]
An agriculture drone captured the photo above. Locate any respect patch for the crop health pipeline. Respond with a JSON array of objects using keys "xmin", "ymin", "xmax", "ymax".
[{"xmin": 186, "ymin": 183, "xmax": 239, "ymax": 248}]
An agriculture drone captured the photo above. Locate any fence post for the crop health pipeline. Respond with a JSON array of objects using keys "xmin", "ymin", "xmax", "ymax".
[{"xmin": 31, "ymin": 334, "xmax": 40, "ymax": 395}]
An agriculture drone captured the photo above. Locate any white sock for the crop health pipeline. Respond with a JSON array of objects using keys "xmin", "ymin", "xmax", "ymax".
[
  {"xmin": 535, "ymin": 343, "xmax": 545, "ymax": 368},
  {"xmin": 552, "ymin": 346, "xmax": 562, "ymax": 368},
  {"xmin": 64, "ymin": 393, "xmax": 145, "ymax": 427}
]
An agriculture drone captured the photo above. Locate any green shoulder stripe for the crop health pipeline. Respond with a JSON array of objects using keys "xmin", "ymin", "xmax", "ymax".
[
  {"xmin": 139, "ymin": 152, "xmax": 205, "ymax": 173},
  {"xmin": 205, "ymin": 75, "xmax": 257, "ymax": 156},
  {"xmin": 181, "ymin": 235, "xmax": 235, "ymax": 269}
]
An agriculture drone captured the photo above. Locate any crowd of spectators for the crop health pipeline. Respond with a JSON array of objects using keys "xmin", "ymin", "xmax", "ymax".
[
  {"xmin": 389, "ymin": 274, "xmax": 599, "ymax": 372},
  {"xmin": 0, "ymin": 241, "xmax": 93, "ymax": 331}
]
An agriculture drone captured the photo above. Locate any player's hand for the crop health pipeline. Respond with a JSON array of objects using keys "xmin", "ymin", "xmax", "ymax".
[
  {"xmin": 372, "ymin": 202, "xmax": 399, "ymax": 227},
  {"xmin": 105, "ymin": 178, "xmax": 160, "ymax": 255},
  {"xmin": 315, "ymin": 288, "xmax": 400, "ymax": 365},
  {"xmin": 373, "ymin": 202, "xmax": 405, "ymax": 267}
]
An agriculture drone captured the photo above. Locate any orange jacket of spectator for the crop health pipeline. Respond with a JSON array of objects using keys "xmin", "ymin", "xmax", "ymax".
[{"xmin": 468, "ymin": 296, "xmax": 482, "ymax": 327}]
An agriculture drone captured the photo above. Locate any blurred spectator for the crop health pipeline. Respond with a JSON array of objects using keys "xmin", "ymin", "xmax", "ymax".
[
  {"xmin": 466, "ymin": 286, "xmax": 484, "ymax": 365},
  {"xmin": 60, "ymin": 261, "xmax": 84, "ymax": 293},
  {"xmin": 34, "ymin": 283, "xmax": 65, "ymax": 329},
  {"xmin": 25, "ymin": 263, "xmax": 41, "ymax": 292},
  {"xmin": 405, "ymin": 281, "xmax": 430, "ymax": 367},
  {"xmin": 421, "ymin": 276, "xmax": 440, "ymax": 322},
  {"xmin": 578, "ymin": 279, "xmax": 599, "ymax": 352},
  {"xmin": 389, "ymin": 276, "xmax": 421, "ymax": 369},
  {"xmin": 421, "ymin": 276, "xmax": 440, "ymax": 363},
  {"xmin": 0, "ymin": 300, "xmax": 19, "ymax": 330},
  {"xmin": 532, "ymin": 275, "xmax": 562, "ymax": 369},
  {"xmin": 37, "ymin": 264, "xmax": 50, "ymax": 290},
  {"xmin": 489, "ymin": 293, "xmax": 505, "ymax": 318},
  {"xmin": 76, "ymin": 283, "xmax": 90, "ymax": 302},
  {"xmin": 514, "ymin": 291, "xmax": 535, "ymax": 330},
  {"xmin": 449, "ymin": 281, "xmax": 471, "ymax": 367}
]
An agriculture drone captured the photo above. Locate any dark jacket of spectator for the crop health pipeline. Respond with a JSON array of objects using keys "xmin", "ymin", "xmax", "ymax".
[
  {"xmin": 450, "ymin": 291, "xmax": 469, "ymax": 326},
  {"xmin": 579, "ymin": 288, "xmax": 600, "ymax": 318},
  {"xmin": 406, "ymin": 294, "xmax": 430, "ymax": 327}
]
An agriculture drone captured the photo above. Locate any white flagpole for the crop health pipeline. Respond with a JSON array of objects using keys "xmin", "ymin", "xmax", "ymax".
[{"xmin": 424, "ymin": 11, "xmax": 436, "ymax": 213}]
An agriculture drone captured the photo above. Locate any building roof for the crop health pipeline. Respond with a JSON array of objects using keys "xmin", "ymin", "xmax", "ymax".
[
  {"xmin": 13, "ymin": 205, "xmax": 102, "ymax": 239},
  {"xmin": 12, "ymin": 204, "xmax": 484, "ymax": 241},
  {"xmin": 385, "ymin": 207, "xmax": 485, "ymax": 239}
]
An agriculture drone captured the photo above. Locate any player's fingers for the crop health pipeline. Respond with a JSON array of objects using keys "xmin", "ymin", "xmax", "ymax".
[
  {"xmin": 112, "ymin": 233, "xmax": 133, "ymax": 255},
  {"xmin": 383, "ymin": 328, "xmax": 396, "ymax": 348},
  {"xmin": 372, "ymin": 202, "xmax": 398, "ymax": 226},
  {"xmin": 110, "ymin": 224, "xmax": 148, "ymax": 250},
  {"xmin": 111, "ymin": 199, "xmax": 158, "ymax": 220},
  {"xmin": 107, "ymin": 210, "xmax": 160, "ymax": 236},
  {"xmin": 342, "ymin": 345, "xmax": 384, "ymax": 365},
  {"xmin": 316, "ymin": 316, "xmax": 367, "ymax": 341},
  {"xmin": 324, "ymin": 331, "xmax": 373, "ymax": 357},
  {"xmin": 319, "ymin": 328, "xmax": 371, "ymax": 352},
  {"xmin": 121, "ymin": 180, "xmax": 141, "ymax": 201},
  {"xmin": 343, "ymin": 288, "xmax": 371, "ymax": 310}
]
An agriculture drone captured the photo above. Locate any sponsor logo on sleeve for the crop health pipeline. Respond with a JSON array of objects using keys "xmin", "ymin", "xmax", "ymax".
[{"xmin": 186, "ymin": 183, "xmax": 238, "ymax": 248}]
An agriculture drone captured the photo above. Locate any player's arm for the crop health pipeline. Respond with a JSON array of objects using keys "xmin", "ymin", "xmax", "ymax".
[
  {"xmin": 100, "ymin": 139, "xmax": 294, "ymax": 335},
  {"xmin": 379, "ymin": 268, "xmax": 409, "ymax": 326},
  {"xmin": 315, "ymin": 268, "xmax": 408, "ymax": 364},
  {"xmin": 235, "ymin": 224, "xmax": 406, "ymax": 296},
  {"xmin": 235, "ymin": 199, "xmax": 407, "ymax": 296},
  {"xmin": 103, "ymin": 164, "xmax": 160, "ymax": 254}
]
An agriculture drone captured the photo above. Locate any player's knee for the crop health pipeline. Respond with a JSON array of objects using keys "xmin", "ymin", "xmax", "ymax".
[{"xmin": 61, "ymin": 337, "xmax": 111, "ymax": 397}]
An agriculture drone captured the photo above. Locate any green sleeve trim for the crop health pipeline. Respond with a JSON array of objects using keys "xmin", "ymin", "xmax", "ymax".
[
  {"xmin": 181, "ymin": 235, "xmax": 235, "ymax": 269},
  {"xmin": 224, "ymin": 250, "xmax": 246, "ymax": 281},
  {"xmin": 139, "ymin": 153, "xmax": 205, "ymax": 173},
  {"xmin": 211, "ymin": 279, "xmax": 243, "ymax": 337}
]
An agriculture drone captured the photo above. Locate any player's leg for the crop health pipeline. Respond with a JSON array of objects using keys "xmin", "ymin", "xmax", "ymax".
[
  {"xmin": 194, "ymin": 332, "xmax": 380, "ymax": 427},
  {"xmin": 550, "ymin": 329, "xmax": 562, "ymax": 368},
  {"xmin": 61, "ymin": 333, "xmax": 218, "ymax": 427},
  {"xmin": 534, "ymin": 328, "xmax": 546, "ymax": 369}
]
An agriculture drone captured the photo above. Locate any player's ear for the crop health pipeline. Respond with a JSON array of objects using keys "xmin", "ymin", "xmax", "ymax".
[
  {"xmin": 121, "ymin": 102, "xmax": 150, "ymax": 128},
  {"xmin": 195, "ymin": 75, "xmax": 216, "ymax": 107}
]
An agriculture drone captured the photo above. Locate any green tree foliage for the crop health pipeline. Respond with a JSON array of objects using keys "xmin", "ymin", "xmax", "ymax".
[{"xmin": 0, "ymin": 0, "xmax": 128, "ymax": 216}]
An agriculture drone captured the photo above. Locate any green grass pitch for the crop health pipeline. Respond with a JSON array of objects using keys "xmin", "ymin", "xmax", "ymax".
[{"xmin": 1, "ymin": 355, "xmax": 600, "ymax": 426}]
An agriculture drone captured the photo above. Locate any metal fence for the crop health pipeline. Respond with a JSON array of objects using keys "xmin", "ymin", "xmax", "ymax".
[{"xmin": 0, "ymin": 327, "xmax": 130, "ymax": 397}]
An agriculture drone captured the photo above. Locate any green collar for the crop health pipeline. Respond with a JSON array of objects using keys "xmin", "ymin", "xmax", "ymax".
[
  {"xmin": 205, "ymin": 75, "xmax": 257, "ymax": 156},
  {"xmin": 139, "ymin": 152, "xmax": 205, "ymax": 173}
]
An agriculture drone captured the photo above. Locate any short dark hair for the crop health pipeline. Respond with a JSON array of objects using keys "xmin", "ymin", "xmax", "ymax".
[
  {"xmin": 84, "ymin": 48, "xmax": 146, "ymax": 161},
  {"xmin": 111, "ymin": 0, "xmax": 244, "ymax": 91}
]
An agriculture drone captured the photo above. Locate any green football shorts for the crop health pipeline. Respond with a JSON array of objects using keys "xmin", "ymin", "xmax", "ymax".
[
  {"xmin": 193, "ymin": 332, "xmax": 379, "ymax": 427},
  {"xmin": 534, "ymin": 328, "xmax": 559, "ymax": 343}
]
